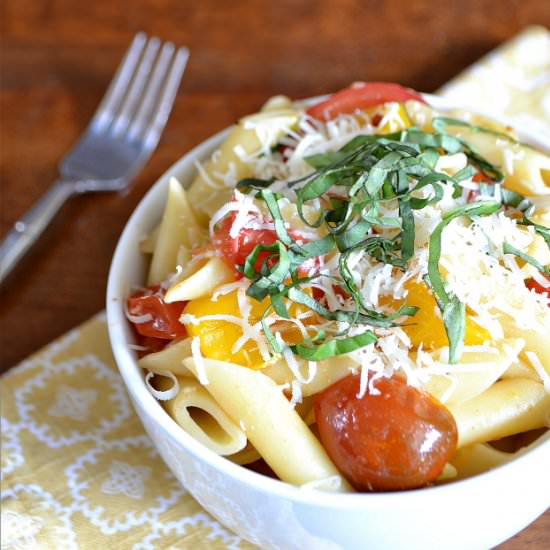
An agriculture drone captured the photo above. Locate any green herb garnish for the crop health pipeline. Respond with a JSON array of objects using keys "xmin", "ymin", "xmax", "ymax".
[
  {"xmin": 503, "ymin": 243, "xmax": 550, "ymax": 276},
  {"xmin": 427, "ymin": 201, "xmax": 500, "ymax": 363}
]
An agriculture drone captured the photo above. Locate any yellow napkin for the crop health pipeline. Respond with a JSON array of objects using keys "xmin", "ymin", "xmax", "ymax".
[
  {"xmin": 1, "ymin": 313, "xmax": 253, "ymax": 549},
  {"xmin": 1, "ymin": 25, "xmax": 548, "ymax": 550},
  {"xmin": 438, "ymin": 25, "xmax": 550, "ymax": 137}
]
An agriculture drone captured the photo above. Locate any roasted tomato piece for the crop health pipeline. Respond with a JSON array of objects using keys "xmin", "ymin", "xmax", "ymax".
[
  {"xmin": 213, "ymin": 212, "xmax": 319, "ymax": 276},
  {"xmin": 315, "ymin": 373, "xmax": 458, "ymax": 491},
  {"xmin": 213, "ymin": 213, "xmax": 280, "ymax": 271},
  {"xmin": 306, "ymin": 82, "xmax": 426, "ymax": 121},
  {"xmin": 127, "ymin": 286, "xmax": 187, "ymax": 340}
]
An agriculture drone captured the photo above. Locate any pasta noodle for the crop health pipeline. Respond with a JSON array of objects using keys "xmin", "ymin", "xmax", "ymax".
[
  {"xmin": 163, "ymin": 377, "xmax": 248, "ymax": 456},
  {"xmin": 183, "ymin": 357, "xmax": 351, "ymax": 489},
  {"xmin": 138, "ymin": 338, "xmax": 194, "ymax": 376},
  {"xmin": 451, "ymin": 430, "xmax": 550, "ymax": 479},
  {"xmin": 446, "ymin": 129, "xmax": 550, "ymax": 196},
  {"xmin": 450, "ymin": 443, "xmax": 514, "ymax": 479},
  {"xmin": 261, "ymin": 355, "xmax": 358, "ymax": 397},
  {"xmin": 448, "ymin": 378, "xmax": 550, "ymax": 448},
  {"xmin": 164, "ymin": 257, "xmax": 234, "ymax": 303},
  {"xmin": 148, "ymin": 177, "xmax": 204, "ymax": 284},
  {"xmin": 186, "ymin": 109, "xmax": 299, "ymax": 223},
  {"xmin": 500, "ymin": 316, "xmax": 550, "ymax": 377},
  {"xmin": 423, "ymin": 339, "xmax": 524, "ymax": 405},
  {"xmin": 227, "ymin": 441, "xmax": 262, "ymax": 466},
  {"xmin": 139, "ymin": 223, "xmax": 159, "ymax": 254}
]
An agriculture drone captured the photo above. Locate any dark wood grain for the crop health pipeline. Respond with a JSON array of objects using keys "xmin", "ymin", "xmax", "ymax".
[{"xmin": 0, "ymin": 1, "xmax": 548, "ymax": 547}]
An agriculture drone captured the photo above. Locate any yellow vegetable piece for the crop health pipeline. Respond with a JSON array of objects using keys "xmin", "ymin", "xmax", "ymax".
[
  {"xmin": 375, "ymin": 103, "xmax": 412, "ymax": 134},
  {"xmin": 183, "ymin": 290, "xmax": 270, "ymax": 369},
  {"xmin": 402, "ymin": 281, "xmax": 490, "ymax": 350},
  {"xmin": 351, "ymin": 103, "xmax": 411, "ymax": 134}
]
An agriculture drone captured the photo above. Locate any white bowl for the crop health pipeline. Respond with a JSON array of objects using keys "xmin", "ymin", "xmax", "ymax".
[{"xmin": 107, "ymin": 95, "xmax": 550, "ymax": 550}]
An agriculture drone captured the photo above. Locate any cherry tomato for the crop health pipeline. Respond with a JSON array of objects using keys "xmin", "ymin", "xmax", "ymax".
[
  {"xmin": 213, "ymin": 212, "xmax": 320, "ymax": 276},
  {"xmin": 526, "ymin": 277, "xmax": 550, "ymax": 302},
  {"xmin": 127, "ymin": 286, "xmax": 187, "ymax": 340},
  {"xmin": 314, "ymin": 373, "xmax": 458, "ymax": 491},
  {"xmin": 306, "ymin": 82, "xmax": 426, "ymax": 122},
  {"xmin": 213, "ymin": 213, "xmax": 279, "ymax": 270}
]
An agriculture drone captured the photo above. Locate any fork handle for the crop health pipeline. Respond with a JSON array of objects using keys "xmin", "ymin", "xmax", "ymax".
[{"xmin": 0, "ymin": 180, "xmax": 76, "ymax": 284}]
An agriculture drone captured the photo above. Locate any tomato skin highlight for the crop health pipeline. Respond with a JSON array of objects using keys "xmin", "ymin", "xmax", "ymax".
[
  {"xmin": 314, "ymin": 373, "xmax": 458, "ymax": 491},
  {"xmin": 127, "ymin": 286, "xmax": 187, "ymax": 340},
  {"xmin": 306, "ymin": 82, "xmax": 426, "ymax": 122}
]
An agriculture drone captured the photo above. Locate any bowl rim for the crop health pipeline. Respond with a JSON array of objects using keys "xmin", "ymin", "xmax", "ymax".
[{"xmin": 107, "ymin": 92, "xmax": 550, "ymax": 507}]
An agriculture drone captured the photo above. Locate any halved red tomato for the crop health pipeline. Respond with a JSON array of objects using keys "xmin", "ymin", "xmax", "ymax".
[
  {"xmin": 213, "ymin": 213, "xmax": 280, "ymax": 270},
  {"xmin": 315, "ymin": 373, "xmax": 458, "ymax": 491},
  {"xmin": 127, "ymin": 286, "xmax": 187, "ymax": 340},
  {"xmin": 306, "ymin": 82, "xmax": 426, "ymax": 121},
  {"xmin": 213, "ymin": 212, "xmax": 320, "ymax": 276}
]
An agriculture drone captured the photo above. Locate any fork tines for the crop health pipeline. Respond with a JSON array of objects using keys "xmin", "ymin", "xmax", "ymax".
[{"xmin": 93, "ymin": 32, "xmax": 189, "ymax": 147}]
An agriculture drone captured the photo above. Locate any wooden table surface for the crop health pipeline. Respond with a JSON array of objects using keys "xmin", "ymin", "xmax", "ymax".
[{"xmin": 1, "ymin": 1, "xmax": 548, "ymax": 547}]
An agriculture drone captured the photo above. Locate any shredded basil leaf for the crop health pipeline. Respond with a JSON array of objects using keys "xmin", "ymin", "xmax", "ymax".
[
  {"xmin": 292, "ymin": 331, "xmax": 377, "ymax": 360},
  {"xmin": 432, "ymin": 116, "xmax": 517, "ymax": 144},
  {"xmin": 427, "ymin": 201, "xmax": 500, "ymax": 363},
  {"xmin": 518, "ymin": 216, "xmax": 550, "ymax": 249},
  {"xmin": 503, "ymin": 243, "xmax": 550, "ymax": 276}
]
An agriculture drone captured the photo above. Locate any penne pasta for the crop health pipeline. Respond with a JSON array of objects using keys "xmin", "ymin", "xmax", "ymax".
[
  {"xmin": 148, "ymin": 177, "xmax": 205, "ymax": 284},
  {"xmin": 261, "ymin": 95, "xmax": 293, "ymax": 112},
  {"xmin": 186, "ymin": 109, "xmax": 299, "ymax": 224},
  {"xmin": 139, "ymin": 224, "xmax": 159, "ymax": 254},
  {"xmin": 164, "ymin": 257, "xmax": 234, "ymax": 303},
  {"xmin": 451, "ymin": 430, "xmax": 550, "ymax": 479},
  {"xmin": 450, "ymin": 443, "xmax": 514, "ymax": 479},
  {"xmin": 446, "ymin": 128, "xmax": 550, "ymax": 196},
  {"xmin": 448, "ymin": 378, "xmax": 550, "ymax": 448},
  {"xmin": 262, "ymin": 355, "xmax": 357, "ymax": 398},
  {"xmin": 423, "ymin": 339, "xmax": 524, "ymax": 405},
  {"xmin": 183, "ymin": 357, "xmax": 351, "ymax": 490},
  {"xmin": 501, "ymin": 358, "xmax": 539, "ymax": 382},
  {"xmin": 521, "ymin": 233, "xmax": 550, "ymax": 279},
  {"xmin": 499, "ymin": 315, "xmax": 550, "ymax": 379},
  {"xmin": 164, "ymin": 378, "xmax": 247, "ymax": 456},
  {"xmin": 227, "ymin": 441, "xmax": 262, "ymax": 466},
  {"xmin": 138, "ymin": 338, "xmax": 194, "ymax": 376}
]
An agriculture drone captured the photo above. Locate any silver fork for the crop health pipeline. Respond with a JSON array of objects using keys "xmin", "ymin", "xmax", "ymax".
[{"xmin": 0, "ymin": 33, "xmax": 189, "ymax": 284}]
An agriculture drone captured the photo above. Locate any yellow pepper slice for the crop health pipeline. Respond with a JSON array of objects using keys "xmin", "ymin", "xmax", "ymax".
[
  {"xmin": 401, "ymin": 281, "xmax": 490, "ymax": 350},
  {"xmin": 183, "ymin": 288, "xmax": 318, "ymax": 368},
  {"xmin": 375, "ymin": 103, "xmax": 412, "ymax": 134},
  {"xmin": 183, "ymin": 290, "xmax": 269, "ymax": 369}
]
